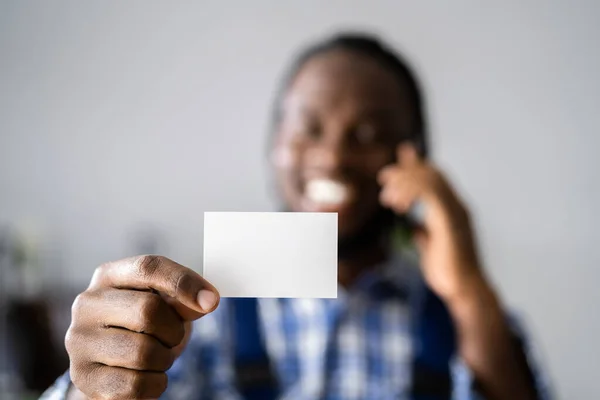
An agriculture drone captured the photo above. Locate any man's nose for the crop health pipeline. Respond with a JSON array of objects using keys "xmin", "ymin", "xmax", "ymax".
[{"xmin": 304, "ymin": 135, "xmax": 347, "ymax": 172}]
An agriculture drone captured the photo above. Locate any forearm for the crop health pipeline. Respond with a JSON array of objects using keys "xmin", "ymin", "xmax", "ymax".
[{"xmin": 447, "ymin": 275, "xmax": 537, "ymax": 400}]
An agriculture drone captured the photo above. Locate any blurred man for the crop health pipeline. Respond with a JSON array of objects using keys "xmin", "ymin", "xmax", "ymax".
[{"xmin": 43, "ymin": 33, "xmax": 548, "ymax": 399}]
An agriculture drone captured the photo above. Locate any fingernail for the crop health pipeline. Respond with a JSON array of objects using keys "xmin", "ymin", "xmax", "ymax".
[{"xmin": 198, "ymin": 289, "xmax": 218, "ymax": 312}]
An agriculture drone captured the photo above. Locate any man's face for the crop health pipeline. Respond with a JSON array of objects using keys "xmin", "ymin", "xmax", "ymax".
[{"xmin": 272, "ymin": 49, "xmax": 415, "ymax": 239}]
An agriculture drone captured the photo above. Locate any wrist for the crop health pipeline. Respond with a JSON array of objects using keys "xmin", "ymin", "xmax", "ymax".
[{"xmin": 442, "ymin": 271, "xmax": 499, "ymax": 314}]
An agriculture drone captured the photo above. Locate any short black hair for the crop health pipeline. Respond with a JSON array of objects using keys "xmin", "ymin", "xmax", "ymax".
[{"xmin": 271, "ymin": 32, "xmax": 429, "ymax": 158}]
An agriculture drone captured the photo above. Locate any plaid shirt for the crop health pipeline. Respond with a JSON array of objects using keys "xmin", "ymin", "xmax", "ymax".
[{"xmin": 42, "ymin": 254, "xmax": 550, "ymax": 400}]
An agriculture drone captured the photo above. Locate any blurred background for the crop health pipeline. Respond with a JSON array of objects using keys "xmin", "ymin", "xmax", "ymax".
[{"xmin": 1, "ymin": 1, "xmax": 599, "ymax": 398}]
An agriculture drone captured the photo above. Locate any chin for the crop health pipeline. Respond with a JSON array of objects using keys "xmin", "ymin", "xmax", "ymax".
[
  {"xmin": 337, "ymin": 215, "xmax": 369, "ymax": 238},
  {"xmin": 337, "ymin": 224, "xmax": 358, "ymax": 240}
]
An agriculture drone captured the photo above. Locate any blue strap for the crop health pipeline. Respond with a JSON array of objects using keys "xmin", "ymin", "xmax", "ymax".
[
  {"xmin": 230, "ymin": 286, "xmax": 456, "ymax": 400},
  {"xmin": 410, "ymin": 283, "xmax": 456, "ymax": 399},
  {"xmin": 231, "ymin": 298, "xmax": 277, "ymax": 400}
]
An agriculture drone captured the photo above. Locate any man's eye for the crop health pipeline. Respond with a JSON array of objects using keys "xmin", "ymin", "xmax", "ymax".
[
  {"xmin": 296, "ymin": 123, "xmax": 321, "ymax": 139},
  {"xmin": 353, "ymin": 124, "xmax": 378, "ymax": 144}
]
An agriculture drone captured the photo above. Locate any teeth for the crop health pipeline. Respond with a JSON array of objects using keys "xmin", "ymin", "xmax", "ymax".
[{"xmin": 305, "ymin": 179, "xmax": 350, "ymax": 205}]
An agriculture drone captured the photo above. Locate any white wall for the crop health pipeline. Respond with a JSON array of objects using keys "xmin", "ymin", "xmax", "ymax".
[{"xmin": 2, "ymin": 1, "xmax": 599, "ymax": 397}]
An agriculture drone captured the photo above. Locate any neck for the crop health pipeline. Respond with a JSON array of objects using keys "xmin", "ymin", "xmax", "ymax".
[{"xmin": 336, "ymin": 208, "xmax": 397, "ymax": 287}]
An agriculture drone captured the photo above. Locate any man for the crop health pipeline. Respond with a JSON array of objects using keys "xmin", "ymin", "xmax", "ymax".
[{"xmin": 43, "ymin": 33, "xmax": 548, "ymax": 399}]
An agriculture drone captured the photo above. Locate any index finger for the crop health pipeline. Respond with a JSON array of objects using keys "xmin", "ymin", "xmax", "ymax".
[
  {"xmin": 397, "ymin": 143, "xmax": 422, "ymax": 168},
  {"xmin": 377, "ymin": 164, "xmax": 398, "ymax": 185},
  {"xmin": 89, "ymin": 255, "xmax": 220, "ymax": 317}
]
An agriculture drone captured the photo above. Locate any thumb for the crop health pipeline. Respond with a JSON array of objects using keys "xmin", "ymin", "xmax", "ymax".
[
  {"xmin": 397, "ymin": 143, "xmax": 421, "ymax": 168},
  {"xmin": 161, "ymin": 290, "xmax": 220, "ymax": 321},
  {"xmin": 91, "ymin": 255, "xmax": 221, "ymax": 321},
  {"xmin": 412, "ymin": 226, "xmax": 429, "ymax": 253}
]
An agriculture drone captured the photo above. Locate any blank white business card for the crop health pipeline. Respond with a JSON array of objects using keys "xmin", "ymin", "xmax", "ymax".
[{"xmin": 203, "ymin": 212, "xmax": 337, "ymax": 298}]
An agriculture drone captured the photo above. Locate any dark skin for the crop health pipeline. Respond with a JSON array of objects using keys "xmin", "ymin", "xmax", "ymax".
[
  {"xmin": 65, "ymin": 49, "xmax": 536, "ymax": 399},
  {"xmin": 271, "ymin": 49, "xmax": 410, "ymax": 286}
]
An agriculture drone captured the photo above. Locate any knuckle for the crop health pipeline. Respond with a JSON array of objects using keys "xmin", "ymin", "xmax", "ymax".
[
  {"xmin": 64, "ymin": 325, "xmax": 79, "ymax": 356},
  {"xmin": 157, "ymin": 373, "xmax": 169, "ymax": 395},
  {"xmin": 171, "ymin": 321, "xmax": 186, "ymax": 346},
  {"xmin": 123, "ymin": 372, "xmax": 145, "ymax": 398},
  {"xmin": 133, "ymin": 255, "xmax": 163, "ymax": 280},
  {"xmin": 101, "ymin": 368, "xmax": 144, "ymax": 400},
  {"xmin": 71, "ymin": 289, "xmax": 104, "ymax": 324},
  {"xmin": 174, "ymin": 270, "xmax": 195, "ymax": 298},
  {"xmin": 153, "ymin": 372, "xmax": 169, "ymax": 396},
  {"xmin": 91, "ymin": 262, "xmax": 109, "ymax": 283},
  {"xmin": 137, "ymin": 294, "xmax": 162, "ymax": 330},
  {"xmin": 69, "ymin": 364, "xmax": 86, "ymax": 392},
  {"xmin": 122, "ymin": 371, "xmax": 167, "ymax": 399},
  {"xmin": 70, "ymin": 361, "xmax": 96, "ymax": 396},
  {"xmin": 130, "ymin": 334, "xmax": 156, "ymax": 367},
  {"xmin": 65, "ymin": 325, "xmax": 102, "ymax": 365},
  {"xmin": 70, "ymin": 291, "xmax": 90, "ymax": 320}
]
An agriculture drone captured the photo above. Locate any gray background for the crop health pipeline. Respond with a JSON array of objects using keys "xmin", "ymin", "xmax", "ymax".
[{"xmin": 1, "ymin": 1, "xmax": 599, "ymax": 398}]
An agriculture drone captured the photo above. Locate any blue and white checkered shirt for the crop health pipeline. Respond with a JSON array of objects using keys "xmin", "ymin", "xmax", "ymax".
[{"xmin": 42, "ymin": 254, "xmax": 550, "ymax": 400}]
